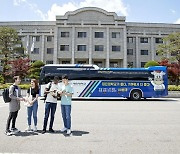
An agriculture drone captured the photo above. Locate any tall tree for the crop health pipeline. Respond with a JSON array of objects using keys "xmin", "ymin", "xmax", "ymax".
[
  {"xmin": 0, "ymin": 27, "xmax": 25, "ymax": 83},
  {"xmin": 157, "ymin": 32, "xmax": 180, "ymax": 63}
]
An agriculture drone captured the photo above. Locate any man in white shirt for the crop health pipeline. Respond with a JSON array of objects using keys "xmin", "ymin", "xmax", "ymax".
[{"xmin": 42, "ymin": 76, "xmax": 60, "ymax": 134}]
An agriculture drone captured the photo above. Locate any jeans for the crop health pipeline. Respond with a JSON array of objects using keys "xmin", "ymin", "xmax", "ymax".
[
  {"xmin": 61, "ymin": 105, "xmax": 71, "ymax": 129},
  {"xmin": 27, "ymin": 100, "xmax": 38, "ymax": 126},
  {"xmin": 6, "ymin": 111, "xmax": 18, "ymax": 131},
  {"xmin": 43, "ymin": 102, "xmax": 57, "ymax": 130}
]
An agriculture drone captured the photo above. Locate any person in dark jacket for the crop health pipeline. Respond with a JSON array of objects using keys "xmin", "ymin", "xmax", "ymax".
[{"xmin": 5, "ymin": 76, "xmax": 25, "ymax": 136}]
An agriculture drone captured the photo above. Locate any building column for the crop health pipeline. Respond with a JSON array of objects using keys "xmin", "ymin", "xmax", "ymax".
[
  {"xmin": 53, "ymin": 26, "xmax": 58, "ymax": 64},
  {"xmin": 151, "ymin": 37, "xmax": 155, "ymax": 60},
  {"xmin": 135, "ymin": 36, "xmax": 139, "ymax": 67},
  {"xmin": 41, "ymin": 35, "xmax": 45, "ymax": 62},
  {"xmin": 26, "ymin": 35, "xmax": 29, "ymax": 54},
  {"xmin": 71, "ymin": 26, "xmax": 75, "ymax": 64},
  {"xmin": 123, "ymin": 26, "xmax": 127, "ymax": 68},
  {"xmin": 89, "ymin": 27, "xmax": 92, "ymax": 64},
  {"xmin": 106, "ymin": 27, "xmax": 110, "ymax": 67}
]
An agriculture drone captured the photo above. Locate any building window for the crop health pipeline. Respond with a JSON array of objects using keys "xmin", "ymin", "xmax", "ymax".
[
  {"xmin": 141, "ymin": 62, "xmax": 146, "ymax": 68},
  {"xmin": 47, "ymin": 36, "xmax": 53, "ymax": 42},
  {"xmin": 95, "ymin": 45, "xmax": 104, "ymax": 51},
  {"xmin": 171, "ymin": 51, "xmax": 178, "ymax": 56},
  {"xmin": 140, "ymin": 38, "xmax": 148, "ymax": 43},
  {"xmin": 77, "ymin": 61, "xmax": 87, "ymax": 64},
  {"xmin": 112, "ymin": 32, "xmax": 120, "ymax": 38},
  {"xmin": 110, "ymin": 62, "xmax": 118, "ymax": 68},
  {"xmin": 141, "ymin": 50, "xmax": 148, "ymax": 55},
  {"xmin": 155, "ymin": 38, "xmax": 163, "ymax": 43},
  {"xmin": 78, "ymin": 32, "xmax": 87, "ymax": 38},
  {"xmin": 62, "ymin": 61, "xmax": 70, "ymax": 64},
  {"xmin": 112, "ymin": 46, "xmax": 120, "ymax": 52},
  {"xmin": 95, "ymin": 32, "xmax": 103, "ymax": 38},
  {"xmin": 128, "ymin": 62, "xmax": 133, "ymax": 68},
  {"xmin": 127, "ymin": 37, "xmax": 133, "ymax": 43},
  {"xmin": 31, "ymin": 48, "xmax": 39, "ymax": 54},
  {"xmin": 61, "ymin": 32, "xmax": 69, "ymax": 37},
  {"xmin": 31, "ymin": 60, "xmax": 36, "ymax": 63},
  {"xmin": 32, "ymin": 36, "xmax": 40, "ymax": 42},
  {"xmin": 47, "ymin": 48, "xmax": 54, "ymax": 54},
  {"xmin": 94, "ymin": 61, "xmax": 103, "ymax": 67},
  {"xmin": 60, "ymin": 45, "xmax": 69, "ymax": 51},
  {"xmin": 77, "ymin": 45, "xmax": 86, "ymax": 51},
  {"xmin": 127, "ymin": 49, "xmax": 133, "ymax": 55},
  {"xmin": 46, "ymin": 60, "xmax": 53, "ymax": 64}
]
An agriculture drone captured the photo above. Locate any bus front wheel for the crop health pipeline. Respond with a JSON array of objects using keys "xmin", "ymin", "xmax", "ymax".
[{"xmin": 130, "ymin": 90, "xmax": 142, "ymax": 101}]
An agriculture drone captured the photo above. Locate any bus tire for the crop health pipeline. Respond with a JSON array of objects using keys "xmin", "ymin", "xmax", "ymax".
[{"xmin": 130, "ymin": 90, "xmax": 142, "ymax": 101}]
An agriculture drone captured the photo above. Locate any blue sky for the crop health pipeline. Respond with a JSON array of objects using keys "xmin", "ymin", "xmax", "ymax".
[{"xmin": 0, "ymin": 0, "xmax": 180, "ymax": 24}]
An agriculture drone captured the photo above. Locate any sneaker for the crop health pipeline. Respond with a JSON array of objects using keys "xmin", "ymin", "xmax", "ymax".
[
  {"xmin": 66, "ymin": 129, "xmax": 71, "ymax": 135},
  {"xmin": 60, "ymin": 127, "xmax": 67, "ymax": 132},
  {"xmin": 41, "ymin": 129, "xmax": 46, "ymax": 134},
  {"xmin": 5, "ymin": 130, "xmax": 12, "ymax": 136},
  {"xmin": 25, "ymin": 126, "xmax": 32, "ymax": 132},
  {"xmin": 49, "ymin": 128, "xmax": 55, "ymax": 133},
  {"xmin": 11, "ymin": 128, "xmax": 20, "ymax": 133},
  {"xmin": 34, "ymin": 126, "xmax": 37, "ymax": 132}
]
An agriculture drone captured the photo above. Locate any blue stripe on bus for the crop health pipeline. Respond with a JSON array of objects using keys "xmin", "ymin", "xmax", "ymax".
[
  {"xmin": 79, "ymin": 81, "xmax": 94, "ymax": 97},
  {"xmin": 84, "ymin": 81, "xmax": 99, "ymax": 97},
  {"xmin": 88, "ymin": 81, "xmax": 101, "ymax": 97}
]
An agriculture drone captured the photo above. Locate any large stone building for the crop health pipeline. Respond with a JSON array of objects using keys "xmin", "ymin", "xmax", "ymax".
[{"xmin": 0, "ymin": 7, "xmax": 180, "ymax": 68}]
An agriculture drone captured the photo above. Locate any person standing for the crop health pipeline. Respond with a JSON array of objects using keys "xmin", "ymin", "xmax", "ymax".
[
  {"xmin": 42, "ymin": 76, "xmax": 60, "ymax": 134},
  {"xmin": 5, "ymin": 76, "xmax": 25, "ymax": 136},
  {"xmin": 59, "ymin": 75, "xmax": 74, "ymax": 135},
  {"xmin": 25, "ymin": 79, "xmax": 39, "ymax": 132}
]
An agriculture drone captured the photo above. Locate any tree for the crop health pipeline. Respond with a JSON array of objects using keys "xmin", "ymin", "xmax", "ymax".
[
  {"xmin": 157, "ymin": 32, "xmax": 180, "ymax": 85},
  {"xmin": 144, "ymin": 60, "xmax": 159, "ymax": 68},
  {"xmin": 159, "ymin": 59, "xmax": 180, "ymax": 86},
  {"xmin": 8, "ymin": 58, "xmax": 31, "ymax": 79},
  {"xmin": 157, "ymin": 32, "xmax": 180, "ymax": 63},
  {"xmin": 0, "ymin": 27, "xmax": 25, "ymax": 83},
  {"xmin": 29, "ymin": 60, "xmax": 45, "ymax": 79}
]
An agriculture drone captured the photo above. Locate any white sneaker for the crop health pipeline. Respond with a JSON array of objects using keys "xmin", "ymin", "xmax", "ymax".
[
  {"xmin": 60, "ymin": 127, "xmax": 67, "ymax": 132},
  {"xmin": 11, "ymin": 128, "xmax": 20, "ymax": 133},
  {"xmin": 25, "ymin": 126, "xmax": 32, "ymax": 132},
  {"xmin": 66, "ymin": 129, "xmax": 71, "ymax": 135},
  {"xmin": 34, "ymin": 126, "xmax": 37, "ymax": 132}
]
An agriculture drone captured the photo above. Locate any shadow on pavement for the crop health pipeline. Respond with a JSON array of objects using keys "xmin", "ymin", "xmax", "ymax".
[
  {"xmin": 13, "ymin": 131, "xmax": 39, "ymax": 137},
  {"xmin": 57, "ymin": 130, "xmax": 89, "ymax": 137}
]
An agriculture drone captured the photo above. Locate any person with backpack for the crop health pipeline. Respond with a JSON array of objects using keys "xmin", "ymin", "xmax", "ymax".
[
  {"xmin": 5, "ymin": 76, "xmax": 25, "ymax": 136},
  {"xmin": 42, "ymin": 76, "xmax": 60, "ymax": 134},
  {"xmin": 25, "ymin": 79, "xmax": 39, "ymax": 132}
]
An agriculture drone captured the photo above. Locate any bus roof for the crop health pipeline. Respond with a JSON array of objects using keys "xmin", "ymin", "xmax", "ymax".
[{"xmin": 42, "ymin": 64, "xmax": 166, "ymax": 71}]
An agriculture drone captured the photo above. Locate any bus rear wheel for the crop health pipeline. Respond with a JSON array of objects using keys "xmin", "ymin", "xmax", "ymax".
[{"xmin": 130, "ymin": 90, "xmax": 142, "ymax": 101}]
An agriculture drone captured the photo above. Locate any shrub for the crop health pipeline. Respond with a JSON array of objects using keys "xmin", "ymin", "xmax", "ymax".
[{"xmin": 168, "ymin": 85, "xmax": 180, "ymax": 91}]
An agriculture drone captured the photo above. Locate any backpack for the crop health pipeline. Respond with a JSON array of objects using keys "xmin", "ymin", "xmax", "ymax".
[{"xmin": 2, "ymin": 86, "xmax": 15, "ymax": 103}]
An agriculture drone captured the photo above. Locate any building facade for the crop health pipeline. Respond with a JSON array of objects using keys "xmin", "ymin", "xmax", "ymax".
[{"xmin": 0, "ymin": 7, "xmax": 180, "ymax": 68}]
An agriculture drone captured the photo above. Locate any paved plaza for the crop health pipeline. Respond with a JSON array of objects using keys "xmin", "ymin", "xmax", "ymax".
[{"xmin": 0, "ymin": 96, "xmax": 180, "ymax": 154}]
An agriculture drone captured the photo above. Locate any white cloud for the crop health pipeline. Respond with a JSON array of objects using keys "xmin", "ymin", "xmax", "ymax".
[
  {"xmin": 175, "ymin": 18, "xmax": 180, "ymax": 24},
  {"xmin": 13, "ymin": 0, "xmax": 128, "ymax": 21},
  {"xmin": 46, "ymin": 0, "xmax": 128, "ymax": 20},
  {"xmin": 170, "ymin": 9, "xmax": 176, "ymax": 14},
  {"xmin": 13, "ymin": 0, "xmax": 47, "ymax": 20},
  {"xmin": 47, "ymin": 3, "xmax": 78, "ymax": 21}
]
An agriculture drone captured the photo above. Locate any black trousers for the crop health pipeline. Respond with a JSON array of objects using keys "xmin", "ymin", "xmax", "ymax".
[{"xmin": 6, "ymin": 111, "xmax": 18, "ymax": 131}]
